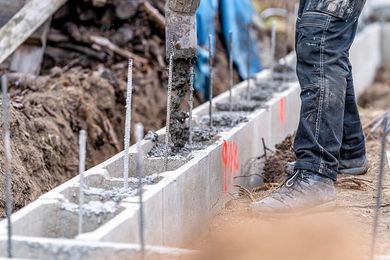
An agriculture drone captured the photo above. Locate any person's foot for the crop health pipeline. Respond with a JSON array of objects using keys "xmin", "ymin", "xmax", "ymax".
[
  {"xmin": 287, "ymin": 156, "xmax": 369, "ymax": 176},
  {"xmin": 250, "ymin": 170, "xmax": 336, "ymax": 214},
  {"xmin": 338, "ymin": 155, "xmax": 369, "ymax": 175}
]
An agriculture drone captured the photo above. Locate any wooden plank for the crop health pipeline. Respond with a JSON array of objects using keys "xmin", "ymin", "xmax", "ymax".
[
  {"xmin": 0, "ymin": 0, "xmax": 67, "ymax": 65},
  {"xmin": 0, "ymin": 0, "xmax": 26, "ymax": 26},
  {"xmin": 10, "ymin": 20, "xmax": 51, "ymax": 74}
]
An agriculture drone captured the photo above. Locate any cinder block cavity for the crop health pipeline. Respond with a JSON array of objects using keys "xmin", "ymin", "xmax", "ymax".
[{"xmin": 5, "ymin": 201, "xmax": 125, "ymax": 239}]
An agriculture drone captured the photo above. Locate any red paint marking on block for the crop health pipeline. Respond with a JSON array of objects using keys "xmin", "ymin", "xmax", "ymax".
[
  {"xmin": 221, "ymin": 140, "xmax": 241, "ymax": 193},
  {"xmin": 279, "ymin": 97, "xmax": 285, "ymax": 125},
  {"xmin": 222, "ymin": 140, "xmax": 229, "ymax": 192}
]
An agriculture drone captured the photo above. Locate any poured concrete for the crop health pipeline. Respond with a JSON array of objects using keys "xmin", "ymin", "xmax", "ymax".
[{"xmin": 0, "ymin": 22, "xmax": 388, "ymax": 259}]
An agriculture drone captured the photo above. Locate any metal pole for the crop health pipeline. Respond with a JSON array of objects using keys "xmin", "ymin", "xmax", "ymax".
[
  {"xmin": 188, "ymin": 66, "xmax": 194, "ymax": 148},
  {"xmin": 208, "ymin": 34, "xmax": 214, "ymax": 127},
  {"xmin": 124, "ymin": 59, "xmax": 134, "ymax": 189},
  {"xmin": 228, "ymin": 31, "xmax": 233, "ymax": 112},
  {"xmin": 271, "ymin": 20, "xmax": 277, "ymax": 78},
  {"xmin": 164, "ymin": 44, "xmax": 174, "ymax": 171},
  {"xmin": 370, "ymin": 117, "xmax": 388, "ymax": 260},
  {"xmin": 246, "ymin": 24, "xmax": 251, "ymax": 99},
  {"xmin": 284, "ymin": 2, "xmax": 290, "ymax": 65},
  {"xmin": 78, "ymin": 130, "xmax": 87, "ymax": 235},
  {"xmin": 2, "ymin": 75, "xmax": 12, "ymax": 258},
  {"xmin": 135, "ymin": 123, "xmax": 145, "ymax": 256}
]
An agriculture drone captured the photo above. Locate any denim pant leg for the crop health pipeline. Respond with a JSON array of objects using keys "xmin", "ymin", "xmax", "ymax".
[
  {"xmin": 293, "ymin": 11, "xmax": 361, "ymax": 181},
  {"xmin": 340, "ymin": 61, "xmax": 366, "ymax": 161}
]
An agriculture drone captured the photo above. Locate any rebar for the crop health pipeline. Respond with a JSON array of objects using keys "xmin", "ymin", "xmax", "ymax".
[
  {"xmin": 283, "ymin": 2, "xmax": 290, "ymax": 65},
  {"xmin": 208, "ymin": 34, "xmax": 214, "ymax": 127},
  {"xmin": 135, "ymin": 123, "xmax": 145, "ymax": 256},
  {"xmin": 271, "ymin": 20, "xmax": 277, "ymax": 78},
  {"xmin": 164, "ymin": 44, "xmax": 174, "ymax": 171},
  {"xmin": 228, "ymin": 31, "xmax": 233, "ymax": 112},
  {"xmin": 188, "ymin": 66, "xmax": 194, "ymax": 147},
  {"xmin": 2, "ymin": 75, "xmax": 12, "ymax": 258},
  {"xmin": 124, "ymin": 59, "xmax": 134, "ymax": 189},
  {"xmin": 246, "ymin": 24, "xmax": 251, "ymax": 99},
  {"xmin": 370, "ymin": 116, "xmax": 389, "ymax": 260},
  {"xmin": 78, "ymin": 130, "xmax": 87, "ymax": 235}
]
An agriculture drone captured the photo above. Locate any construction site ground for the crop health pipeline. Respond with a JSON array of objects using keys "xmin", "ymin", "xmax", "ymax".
[
  {"xmin": 201, "ymin": 66, "xmax": 390, "ymax": 258},
  {"xmin": 0, "ymin": 0, "xmax": 297, "ymax": 218}
]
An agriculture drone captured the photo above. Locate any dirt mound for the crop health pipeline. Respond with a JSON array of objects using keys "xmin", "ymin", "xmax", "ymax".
[
  {"xmin": 263, "ymin": 134, "xmax": 296, "ymax": 183},
  {"xmin": 0, "ymin": 67, "xmax": 129, "ymax": 218}
]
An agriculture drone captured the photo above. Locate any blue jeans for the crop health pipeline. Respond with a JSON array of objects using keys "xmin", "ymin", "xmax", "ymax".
[{"xmin": 294, "ymin": 0, "xmax": 367, "ymax": 181}]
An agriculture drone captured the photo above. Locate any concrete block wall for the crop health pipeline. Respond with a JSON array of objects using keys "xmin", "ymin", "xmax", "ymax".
[
  {"xmin": 350, "ymin": 23, "xmax": 382, "ymax": 97},
  {"xmin": 0, "ymin": 22, "xmax": 387, "ymax": 259}
]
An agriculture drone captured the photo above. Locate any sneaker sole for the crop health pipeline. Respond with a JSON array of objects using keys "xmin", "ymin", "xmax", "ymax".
[
  {"xmin": 249, "ymin": 200, "xmax": 337, "ymax": 218},
  {"xmin": 338, "ymin": 165, "xmax": 369, "ymax": 176}
]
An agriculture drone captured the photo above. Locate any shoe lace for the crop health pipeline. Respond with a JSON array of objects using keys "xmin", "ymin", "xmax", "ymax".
[
  {"xmin": 286, "ymin": 170, "xmax": 310, "ymax": 187},
  {"xmin": 272, "ymin": 170, "xmax": 311, "ymax": 202}
]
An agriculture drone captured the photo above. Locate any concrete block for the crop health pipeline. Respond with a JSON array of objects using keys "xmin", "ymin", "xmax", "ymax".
[
  {"xmin": 204, "ymin": 141, "xmax": 228, "ymax": 214},
  {"xmin": 382, "ymin": 23, "xmax": 390, "ymax": 65},
  {"xmin": 161, "ymin": 152, "xmax": 210, "ymax": 247},
  {"xmin": 78, "ymin": 204, "xmax": 140, "ymax": 244},
  {"xmin": 284, "ymin": 83, "xmax": 300, "ymax": 136},
  {"xmin": 0, "ymin": 199, "xmax": 124, "ymax": 239},
  {"xmin": 0, "ymin": 236, "xmax": 193, "ymax": 260},
  {"xmin": 77, "ymin": 171, "xmax": 175, "ymax": 245},
  {"xmin": 350, "ymin": 23, "xmax": 382, "ymax": 97}
]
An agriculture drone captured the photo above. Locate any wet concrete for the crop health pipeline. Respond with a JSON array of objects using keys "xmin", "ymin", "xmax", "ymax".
[
  {"xmin": 216, "ymin": 99, "xmax": 262, "ymax": 112},
  {"xmin": 144, "ymin": 130, "xmax": 159, "ymax": 142},
  {"xmin": 243, "ymin": 80, "xmax": 289, "ymax": 102},
  {"xmin": 200, "ymin": 112, "xmax": 248, "ymax": 129},
  {"xmin": 148, "ymin": 143, "xmax": 191, "ymax": 158},
  {"xmin": 148, "ymin": 125, "xmax": 218, "ymax": 158},
  {"xmin": 169, "ymin": 59, "xmax": 194, "ymax": 153},
  {"xmin": 61, "ymin": 201, "xmax": 117, "ymax": 218},
  {"xmin": 272, "ymin": 63, "xmax": 297, "ymax": 82}
]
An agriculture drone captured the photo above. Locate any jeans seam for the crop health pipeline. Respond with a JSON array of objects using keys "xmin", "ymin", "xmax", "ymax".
[{"xmin": 316, "ymin": 15, "xmax": 332, "ymax": 172}]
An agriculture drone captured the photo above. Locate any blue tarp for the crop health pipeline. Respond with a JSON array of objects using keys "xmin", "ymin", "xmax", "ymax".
[{"xmin": 195, "ymin": 0, "xmax": 262, "ymax": 100}]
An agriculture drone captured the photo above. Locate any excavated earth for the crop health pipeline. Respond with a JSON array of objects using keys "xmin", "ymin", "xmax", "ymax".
[{"xmin": 202, "ymin": 66, "xmax": 390, "ymax": 257}]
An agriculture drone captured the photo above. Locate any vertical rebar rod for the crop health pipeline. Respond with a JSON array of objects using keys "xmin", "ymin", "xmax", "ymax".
[
  {"xmin": 228, "ymin": 31, "xmax": 233, "ymax": 112},
  {"xmin": 284, "ymin": 2, "xmax": 290, "ymax": 65},
  {"xmin": 271, "ymin": 20, "xmax": 277, "ymax": 78},
  {"xmin": 208, "ymin": 34, "xmax": 214, "ymax": 128},
  {"xmin": 370, "ymin": 117, "xmax": 388, "ymax": 260},
  {"xmin": 124, "ymin": 59, "xmax": 134, "ymax": 189},
  {"xmin": 164, "ymin": 45, "xmax": 174, "ymax": 171},
  {"xmin": 188, "ymin": 66, "xmax": 194, "ymax": 148},
  {"xmin": 246, "ymin": 24, "xmax": 251, "ymax": 99},
  {"xmin": 2, "ymin": 75, "xmax": 12, "ymax": 258},
  {"xmin": 135, "ymin": 123, "xmax": 145, "ymax": 256},
  {"xmin": 78, "ymin": 130, "xmax": 87, "ymax": 235}
]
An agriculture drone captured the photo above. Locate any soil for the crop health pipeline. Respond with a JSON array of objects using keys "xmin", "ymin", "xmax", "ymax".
[
  {"xmin": 203, "ymin": 66, "xmax": 390, "ymax": 256},
  {"xmin": 0, "ymin": 68, "xmax": 126, "ymax": 218},
  {"xmin": 263, "ymin": 134, "xmax": 296, "ymax": 183}
]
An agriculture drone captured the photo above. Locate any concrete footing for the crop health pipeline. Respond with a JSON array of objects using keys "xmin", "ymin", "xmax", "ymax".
[{"xmin": 0, "ymin": 22, "xmax": 388, "ymax": 259}]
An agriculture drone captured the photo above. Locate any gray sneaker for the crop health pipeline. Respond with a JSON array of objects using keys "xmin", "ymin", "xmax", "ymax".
[
  {"xmin": 250, "ymin": 170, "xmax": 336, "ymax": 214},
  {"xmin": 287, "ymin": 156, "xmax": 369, "ymax": 176}
]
